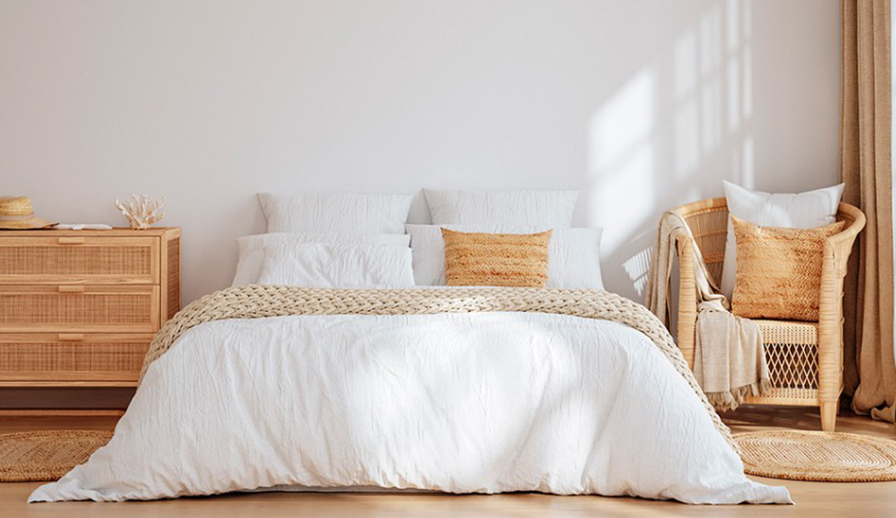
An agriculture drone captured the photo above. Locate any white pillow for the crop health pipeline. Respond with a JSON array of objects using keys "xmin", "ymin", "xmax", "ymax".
[
  {"xmin": 232, "ymin": 232, "xmax": 411, "ymax": 286},
  {"xmin": 406, "ymin": 224, "xmax": 604, "ymax": 290},
  {"xmin": 720, "ymin": 180, "xmax": 844, "ymax": 299},
  {"xmin": 257, "ymin": 244, "xmax": 415, "ymax": 288},
  {"xmin": 258, "ymin": 192, "xmax": 414, "ymax": 234},
  {"xmin": 423, "ymin": 189, "xmax": 579, "ymax": 227}
]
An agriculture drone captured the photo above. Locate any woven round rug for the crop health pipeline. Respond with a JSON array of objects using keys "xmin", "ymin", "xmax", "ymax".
[
  {"xmin": 0, "ymin": 430, "xmax": 112, "ymax": 482},
  {"xmin": 735, "ymin": 430, "xmax": 896, "ymax": 482}
]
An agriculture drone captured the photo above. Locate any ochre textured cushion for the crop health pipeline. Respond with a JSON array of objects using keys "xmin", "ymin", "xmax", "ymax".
[
  {"xmin": 441, "ymin": 228, "xmax": 552, "ymax": 287},
  {"xmin": 731, "ymin": 216, "xmax": 845, "ymax": 321}
]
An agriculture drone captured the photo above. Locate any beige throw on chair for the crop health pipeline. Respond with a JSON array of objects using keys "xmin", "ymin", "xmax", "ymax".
[
  {"xmin": 646, "ymin": 211, "xmax": 768, "ymax": 411},
  {"xmin": 695, "ymin": 301, "xmax": 770, "ymax": 411}
]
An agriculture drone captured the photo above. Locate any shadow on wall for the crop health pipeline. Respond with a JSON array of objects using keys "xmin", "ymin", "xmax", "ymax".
[{"xmin": 587, "ymin": 0, "xmax": 755, "ymax": 299}]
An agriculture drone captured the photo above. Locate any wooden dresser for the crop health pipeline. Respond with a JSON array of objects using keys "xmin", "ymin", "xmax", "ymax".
[{"xmin": 0, "ymin": 228, "xmax": 180, "ymax": 413}]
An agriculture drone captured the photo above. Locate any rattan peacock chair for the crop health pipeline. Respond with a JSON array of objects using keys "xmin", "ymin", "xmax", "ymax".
[{"xmin": 671, "ymin": 197, "xmax": 865, "ymax": 431}]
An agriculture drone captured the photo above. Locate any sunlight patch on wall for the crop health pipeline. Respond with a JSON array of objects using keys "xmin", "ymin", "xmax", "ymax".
[
  {"xmin": 699, "ymin": 4, "xmax": 723, "ymax": 156},
  {"xmin": 742, "ymin": 45, "xmax": 753, "ymax": 120},
  {"xmin": 739, "ymin": 0, "xmax": 754, "ymax": 126},
  {"xmin": 674, "ymin": 30, "xmax": 700, "ymax": 181},
  {"xmin": 675, "ymin": 30, "xmax": 698, "ymax": 99},
  {"xmin": 726, "ymin": 0, "xmax": 739, "ymax": 51},
  {"xmin": 741, "ymin": 135, "xmax": 755, "ymax": 188},
  {"xmin": 726, "ymin": 55, "xmax": 741, "ymax": 132},
  {"xmin": 622, "ymin": 245, "xmax": 652, "ymax": 298},
  {"xmin": 585, "ymin": 0, "xmax": 760, "ymax": 297},
  {"xmin": 587, "ymin": 68, "xmax": 656, "ymax": 259}
]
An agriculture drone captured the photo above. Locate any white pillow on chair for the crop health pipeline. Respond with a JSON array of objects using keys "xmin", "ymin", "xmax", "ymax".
[{"xmin": 720, "ymin": 181, "xmax": 844, "ymax": 300}]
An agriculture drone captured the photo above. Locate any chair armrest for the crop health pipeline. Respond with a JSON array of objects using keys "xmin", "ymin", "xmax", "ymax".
[
  {"xmin": 816, "ymin": 202, "xmax": 865, "ymax": 403},
  {"xmin": 824, "ymin": 202, "xmax": 866, "ymax": 277}
]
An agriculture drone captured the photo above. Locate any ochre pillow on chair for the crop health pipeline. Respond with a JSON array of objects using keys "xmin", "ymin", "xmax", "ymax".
[
  {"xmin": 730, "ymin": 216, "xmax": 845, "ymax": 321},
  {"xmin": 441, "ymin": 228, "xmax": 551, "ymax": 287}
]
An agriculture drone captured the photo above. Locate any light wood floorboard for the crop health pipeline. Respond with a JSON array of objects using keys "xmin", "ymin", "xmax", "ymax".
[{"xmin": 1, "ymin": 406, "xmax": 895, "ymax": 517}]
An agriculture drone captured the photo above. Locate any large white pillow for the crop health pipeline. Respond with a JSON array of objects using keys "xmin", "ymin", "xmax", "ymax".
[
  {"xmin": 258, "ymin": 192, "xmax": 414, "ymax": 234},
  {"xmin": 257, "ymin": 244, "xmax": 415, "ymax": 288},
  {"xmin": 423, "ymin": 189, "xmax": 579, "ymax": 227},
  {"xmin": 720, "ymin": 181, "xmax": 844, "ymax": 299},
  {"xmin": 232, "ymin": 232, "xmax": 411, "ymax": 287},
  {"xmin": 406, "ymin": 224, "xmax": 604, "ymax": 290}
]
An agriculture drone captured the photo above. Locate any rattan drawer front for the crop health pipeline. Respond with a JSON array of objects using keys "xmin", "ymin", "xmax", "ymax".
[
  {"xmin": 0, "ymin": 237, "xmax": 159, "ymax": 284},
  {"xmin": 0, "ymin": 285, "xmax": 159, "ymax": 333},
  {"xmin": 0, "ymin": 333, "xmax": 152, "ymax": 383}
]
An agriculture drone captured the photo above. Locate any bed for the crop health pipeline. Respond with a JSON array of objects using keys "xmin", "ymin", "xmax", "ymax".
[
  {"xmin": 30, "ymin": 286, "xmax": 790, "ymax": 504},
  {"xmin": 29, "ymin": 190, "xmax": 791, "ymax": 504}
]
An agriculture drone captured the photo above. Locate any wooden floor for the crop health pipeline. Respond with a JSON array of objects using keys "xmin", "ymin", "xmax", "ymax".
[{"xmin": 2, "ymin": 406, "xmax": 895, "ymax": 517}]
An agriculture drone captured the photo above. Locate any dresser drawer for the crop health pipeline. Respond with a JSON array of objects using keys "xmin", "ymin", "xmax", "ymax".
[
  {"xmin": 0, "ymin": 285, "xmax": 159, "ymax": 333},
  {"xmin": 0, "ymin": 236, "xmax": 159, "ymax": 284},
  {"xmin": 0, "ymin": 333, "xmax": 152, "ymax": 383}
]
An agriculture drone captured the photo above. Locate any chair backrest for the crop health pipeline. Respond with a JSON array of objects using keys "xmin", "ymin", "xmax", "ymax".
[
  {"xmin": 672, "ymin": 197, "xmax": 728, "ymax": 287},
  {"xmin": 835, "ymin": 203, "xmax": 860, "ymax": 230},
  {"xmin": 672, "ymin": 197, "xmax": 863, "ymax": 288}
]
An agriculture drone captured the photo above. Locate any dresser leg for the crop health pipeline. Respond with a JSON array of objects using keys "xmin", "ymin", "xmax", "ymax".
[{"xmin": 820, "ymin": 401, "xmax": 838, "ymax": 432}]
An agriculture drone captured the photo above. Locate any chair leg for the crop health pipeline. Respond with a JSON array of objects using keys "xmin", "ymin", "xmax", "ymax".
[{"xmin": 820, "ymin": 401, "xmax": 838, "ymax": 431}]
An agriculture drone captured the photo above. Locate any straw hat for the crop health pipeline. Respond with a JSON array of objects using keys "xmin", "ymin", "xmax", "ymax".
[{"xmin": 0, "ymin": 196, "xmax": 57, "ymax": 230}]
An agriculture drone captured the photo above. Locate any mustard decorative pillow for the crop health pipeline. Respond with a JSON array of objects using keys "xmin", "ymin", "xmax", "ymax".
[
  {"xmin": 730, "ymin": 216, "xmax": 845, "ymax": 321},
  {"xmin": 441, "ymin": 228, "xmax": 552, "ymax": 288}
]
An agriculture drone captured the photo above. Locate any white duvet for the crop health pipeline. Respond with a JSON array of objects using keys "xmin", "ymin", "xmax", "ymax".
[{"xmin": 30, "ymin": 312, "xmax": 791, "ymax": 504}]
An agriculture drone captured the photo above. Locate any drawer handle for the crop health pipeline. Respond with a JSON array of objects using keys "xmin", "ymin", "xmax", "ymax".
[
  {"xmin": 58, "ymin": 333, "xmax": 85, "ymax": 342},
  {"xmin": 57, "ymin": 285, "xmax": 85, "ymax": 293},
  {"xmin": 57, "ymin": 237, "xmax": 85, "ymax": 245}
]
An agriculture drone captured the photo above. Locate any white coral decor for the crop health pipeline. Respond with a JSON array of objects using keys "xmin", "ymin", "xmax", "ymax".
[{"xmin": 114, "ymin": 194, "xmax": 165, "ymax": 230}]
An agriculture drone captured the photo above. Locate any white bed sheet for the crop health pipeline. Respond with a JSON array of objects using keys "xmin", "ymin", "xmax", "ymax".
[{"xmin": 30, "ymin": 312, "xmax": 791, "ymax": 504}]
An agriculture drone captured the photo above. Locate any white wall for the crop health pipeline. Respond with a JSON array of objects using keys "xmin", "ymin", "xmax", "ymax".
[{"xmin": 0, "ymin": 0, "xmax": 840, "ymax": 303}]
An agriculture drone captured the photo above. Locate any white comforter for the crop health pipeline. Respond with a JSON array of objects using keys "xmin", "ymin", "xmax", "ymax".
[{"xmin": 30, "ymin": 312, "xmax": 791, "ymax": 504}]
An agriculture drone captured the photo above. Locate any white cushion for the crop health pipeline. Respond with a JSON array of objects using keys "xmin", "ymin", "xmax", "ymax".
[
  {"xmin": 406, "ymin": 224, "xmax": 604, "ymax": 290},
  {"xmin": 258, "ymin": 192, "xmax": 414, "ymax": 234},
  {"xmin": 423, "ymin": 189, "xmax": 579, "ymax": 227},
  {"xmin": 257, "ymin": 244, "xmax": 415, "ymax": 289},
  {"xmin": 720, "ymin": 180, "xmax": 844, "ymax": 299},
  {"xmin": 232, "ymin": 233, "xmax": 410, "ymax": 287}
]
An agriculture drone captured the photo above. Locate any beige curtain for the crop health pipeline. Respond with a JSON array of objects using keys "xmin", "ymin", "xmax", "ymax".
[{"xmin": 840, "ymin": 0, "xmax": 895, "ymax": 422}]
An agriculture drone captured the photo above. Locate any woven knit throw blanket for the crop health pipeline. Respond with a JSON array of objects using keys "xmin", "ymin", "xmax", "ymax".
[{"xmin": 139, "ymin": 285, "xmax": 735, "ymax": 450}]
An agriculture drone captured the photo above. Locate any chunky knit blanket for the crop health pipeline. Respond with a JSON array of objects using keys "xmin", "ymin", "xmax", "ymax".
[{"xmin": 140, "ymin": 285, "xmax": 735, "ymax": 450}]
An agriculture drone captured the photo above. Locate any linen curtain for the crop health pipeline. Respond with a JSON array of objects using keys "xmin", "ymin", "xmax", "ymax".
[{"xmin": 840, "ymin": 0, "xmax": 895, "ymax": 422}]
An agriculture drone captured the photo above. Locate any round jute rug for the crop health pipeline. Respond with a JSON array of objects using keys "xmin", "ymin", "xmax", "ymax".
[
  {"xmin": 735, "ymin": 430, "xmax": 896, "ymax": 482},
  {"xmin": 0, "ymin": 430, "xmax": 112, "ymax": 482}
]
